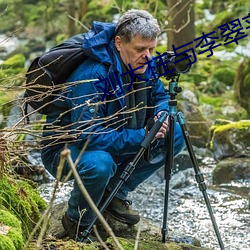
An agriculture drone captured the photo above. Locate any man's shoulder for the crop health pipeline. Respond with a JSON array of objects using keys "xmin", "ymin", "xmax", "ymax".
[{"xmin": 68, "ymin": 58, "xmax": 108, "ymax": 82}]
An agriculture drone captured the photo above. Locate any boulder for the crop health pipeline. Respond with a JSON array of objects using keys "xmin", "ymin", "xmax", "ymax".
[
  {"xmin": 213, "ymin": 157, "xmax": 250, "ymax": 184},
  {"xmin": 179, "ymin": 100, "xmax": 211, "ymax": 148},
  {"xmin": 42, "ymin": 201, "xmax": 212, "ymax": 250},
  {"xmin": 174, "ymin": 82, "xmax": 211, "ymax": 148},
  {"xmin": 209, "ymin": 120, "xmax": 250, "ymax": 160},
  {"xmin": 209, "ymin": 119, "xmax": 250, "ymax": 184}
]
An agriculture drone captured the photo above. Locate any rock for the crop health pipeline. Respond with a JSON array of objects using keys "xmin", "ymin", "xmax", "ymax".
[
  {"xmin": 181, "ymin": 89, "xmax": 198, "ymax": 105},
  {"xmin": 210, "ymin": 120, "xmax": 250, "ymax": 184},
  {"xmin": 179, "ymin": 100, "xmax": 211, "ymax": 148},
  {"xmin": 170, "ymin": 168, "xmax": 193, "ymax": 189},
  {"xmin": 209, "ymin": 120, "xmax": 250, "ymax": 160},
  {"xmin": 44, "ymin": 201, "xmax": 212, "ymax": 250},
  {"xmin": 221, "ymin": 105, "xmax": 237, "ymax": 116},
  {"xmin": 213, "ymin": 157, "xmax": 250, "ymax": 184}
]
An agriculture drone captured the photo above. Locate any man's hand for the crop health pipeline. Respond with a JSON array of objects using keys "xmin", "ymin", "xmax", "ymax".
[{"xmin": 154, "ymin": 111, "xmax": 169, "ymax": 139}]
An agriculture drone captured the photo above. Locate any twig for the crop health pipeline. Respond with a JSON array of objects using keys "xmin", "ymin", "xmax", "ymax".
[
  {"xmin": 93, "ymin": 225, "xmax": 110, "ymax": 250},
  {"xmin": 68, "ymin": 14, "xmax": 89, "ymax": 31},
  {"xmin": 134, "ymin": 220, "xmax": 142, "ymax": 250},
  {"xmin": 61, "ymin": 148, "xmax": 124, "ymax": 250}
]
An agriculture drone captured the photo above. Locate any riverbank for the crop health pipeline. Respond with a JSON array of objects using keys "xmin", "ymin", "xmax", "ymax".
[{"xmin": 38, "ymin": 155, "xmax": 250, "ymax": 250}]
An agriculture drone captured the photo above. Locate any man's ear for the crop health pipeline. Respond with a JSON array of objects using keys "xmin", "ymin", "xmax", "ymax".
[{"xmin": 115, "ymin": 36, "xmax": 122, "ymax": 51}]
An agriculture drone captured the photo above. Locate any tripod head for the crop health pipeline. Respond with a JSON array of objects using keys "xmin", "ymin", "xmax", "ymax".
[{"xmin": 168, "ymin": 75, "xmax": 182, "ymax": 99}]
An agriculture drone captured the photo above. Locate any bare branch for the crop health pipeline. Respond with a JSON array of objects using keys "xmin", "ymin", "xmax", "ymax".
[{"xmin": 68, "ymin": 14, "xmax": 90, "ymax": 32}]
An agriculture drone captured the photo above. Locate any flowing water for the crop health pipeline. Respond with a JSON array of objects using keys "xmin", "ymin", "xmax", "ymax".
[{"xmin": 38, "ymin": 156, "xmax": 250, "ymax": 250}]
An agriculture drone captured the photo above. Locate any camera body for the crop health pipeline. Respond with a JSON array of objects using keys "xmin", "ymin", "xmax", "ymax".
[{"xmin": 155, "ymin": 51, "xmax": 192, "ymax": 80}]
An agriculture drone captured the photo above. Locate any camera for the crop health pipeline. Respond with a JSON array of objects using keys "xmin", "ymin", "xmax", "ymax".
[{"xmin": 155, "ymin": 51, "xmax": 192, "ymax": 80}]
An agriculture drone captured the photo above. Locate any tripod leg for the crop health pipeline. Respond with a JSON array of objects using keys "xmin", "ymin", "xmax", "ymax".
[
  {"xmin": 162, "ymin": 114, "xmax": 175, "ymax": 243},
  {"xmin": 177, "ymin": 112, "xmax": 225, "ymax": 250}
]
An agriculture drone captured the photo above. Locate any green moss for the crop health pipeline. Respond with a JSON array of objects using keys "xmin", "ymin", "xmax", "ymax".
[
  {"xmin": 0, "ymin": 209, "xmax": 21, "ymax": 229},
  {"xmin": 0, "ymin": 209, "xmax": 24, "ymax": 249},
  {"xmin": 1, "ymin": 54, "xmax": 25, "ymax": 69},
  {"xmin": 106, "ymin": 237, "xmax": 207, "ymax": 250},
  {"xmin": 0, "ymin": 54, "xmax": 26, "ymax": 86},
  {"xmin": 209, "ymin": 120, "xmax": 250, "ymax": 151},
  {"xmin": 213, "ymin": 120, "xmax": 250, "ymax": 133},
  {"xmin": 0, "ymin": 235, "xmax": 16, "ymax": 250},
  {"xmin": 0, "ymin": 175, "xmax": 47, "ymax": 239},
  {"xmin": 213, "ymin": 67, "xmax": 235, "ymax": 86},
  {"xmin": 199, "ymin": 95, "xmax": 224, "ymax": 107},
  {"xmin": 7, "ymin": 228, "xmax": 24, "ymax": 249}
]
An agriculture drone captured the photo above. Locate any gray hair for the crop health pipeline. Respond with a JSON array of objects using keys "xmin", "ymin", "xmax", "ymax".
[{"xmin": 115, "ymin": 9, "xmax": 160, "ymax": 43}]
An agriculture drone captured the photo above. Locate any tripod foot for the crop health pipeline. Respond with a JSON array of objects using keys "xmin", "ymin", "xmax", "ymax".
[{"xmin": 161, "ymin": 227, "xmax": 168, "ymax": 243}]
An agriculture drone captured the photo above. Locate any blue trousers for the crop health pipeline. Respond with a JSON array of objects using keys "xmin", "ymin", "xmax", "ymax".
[{"xmin": 41, "ymin": 123, "xmax": 185, "ymax": 226}]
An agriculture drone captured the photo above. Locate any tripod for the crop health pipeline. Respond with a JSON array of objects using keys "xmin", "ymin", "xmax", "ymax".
[
  {"xmin": 161, "ymin": 76, "xmax": 225, "ymax": 249},
  {"xmin": 82, "ymin": 77, "xmax": 225, "ymax": 249}
]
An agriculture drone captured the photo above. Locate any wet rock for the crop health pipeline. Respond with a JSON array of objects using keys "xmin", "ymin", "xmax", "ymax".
[
  {"xmin": 170, "ymin": 168, "xmax": 193, "ymax": 189},
  {"xmin": 213, "ymin": 157, "xmax": 250, "ymax": 184}
]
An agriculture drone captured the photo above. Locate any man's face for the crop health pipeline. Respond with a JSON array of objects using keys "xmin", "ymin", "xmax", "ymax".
[{"xmin": 115, "ymin": 35, "xmax": 157, "ymax": 74}]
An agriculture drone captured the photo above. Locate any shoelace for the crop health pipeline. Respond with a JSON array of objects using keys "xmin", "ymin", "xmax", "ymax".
[{"xmin": 123, "ymin": 199, "xmax": 132, "ymax": 209}]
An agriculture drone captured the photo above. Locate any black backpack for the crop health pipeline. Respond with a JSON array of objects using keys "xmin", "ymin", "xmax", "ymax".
[{"xmin": 24, "ymin": 34, "xmax": 87, "ymax": 115}]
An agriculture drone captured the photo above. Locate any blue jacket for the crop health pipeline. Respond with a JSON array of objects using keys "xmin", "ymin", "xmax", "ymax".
[{"xmin": 44, "ymin": 21, "xmax": 170, "ymax": 156}]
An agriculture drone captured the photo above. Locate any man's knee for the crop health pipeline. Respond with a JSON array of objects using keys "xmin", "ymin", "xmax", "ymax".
[{"xmin": 77, "ymin": 150, "xmax": 117, "ymax": 181}]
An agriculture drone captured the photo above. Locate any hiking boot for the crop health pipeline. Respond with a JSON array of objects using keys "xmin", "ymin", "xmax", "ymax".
[
  {"xmin": 105, "ymin": 196, "xmax": 140, "ymax": 225},
  {"xmin": 61, "ymin": 213, "xmax": 97, "ymax": 243}
]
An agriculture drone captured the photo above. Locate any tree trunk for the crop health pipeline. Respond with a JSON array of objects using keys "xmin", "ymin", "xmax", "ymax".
[
  {"xmin": 78, "ymin": 0, "xmax": 88, "ymax": 20},
  {"xmin": 67, "ymin": 0, "xmax": 76, "ymax": 36},
  {"xmin": 167, "ymin": 0, "xmax": 195, "ymax": 52}
]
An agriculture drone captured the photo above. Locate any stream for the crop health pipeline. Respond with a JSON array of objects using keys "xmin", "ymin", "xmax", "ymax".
[{"xmin": 38, "ymin": 155, "xmax": 250, "ymax": 250}]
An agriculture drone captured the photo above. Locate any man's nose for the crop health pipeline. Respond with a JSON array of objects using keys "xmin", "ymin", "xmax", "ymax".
[{"xmin": 142, "ymin": 50, "xmax": 151, "ymax": 60}]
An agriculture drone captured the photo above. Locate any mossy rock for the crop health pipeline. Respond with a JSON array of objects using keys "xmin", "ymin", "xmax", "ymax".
[
  {"xmin": 199, "ymin": 92, "xmax": 248, "ymax": 122},
  {"xmin": 0, "ymin": 209, "xmax": 24, "ymax": 250},
  {"xmin": 43, "ymin": 202, "xmax": 211, "ymax": 250},
  {"xmin": 209, "ymin": 120, "xmax": 250, "ymax": 160},
  {"xmin": 0, "ymin": 174, "xmax": 47, "ymax": 239}
]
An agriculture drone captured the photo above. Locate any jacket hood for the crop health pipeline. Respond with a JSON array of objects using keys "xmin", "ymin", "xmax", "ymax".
[{"xmin": 82, "ymin": 21, "xmax": 116, "ymax": 66}]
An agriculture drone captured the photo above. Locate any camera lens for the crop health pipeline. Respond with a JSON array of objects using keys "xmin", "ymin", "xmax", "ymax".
[
  {"xmin": 155, "ymin": 51, "xmax": 192, "ymax": 79},
  {"xmin": 171, "ymin": 54, "xmax": 191, "ymax": 73}
]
